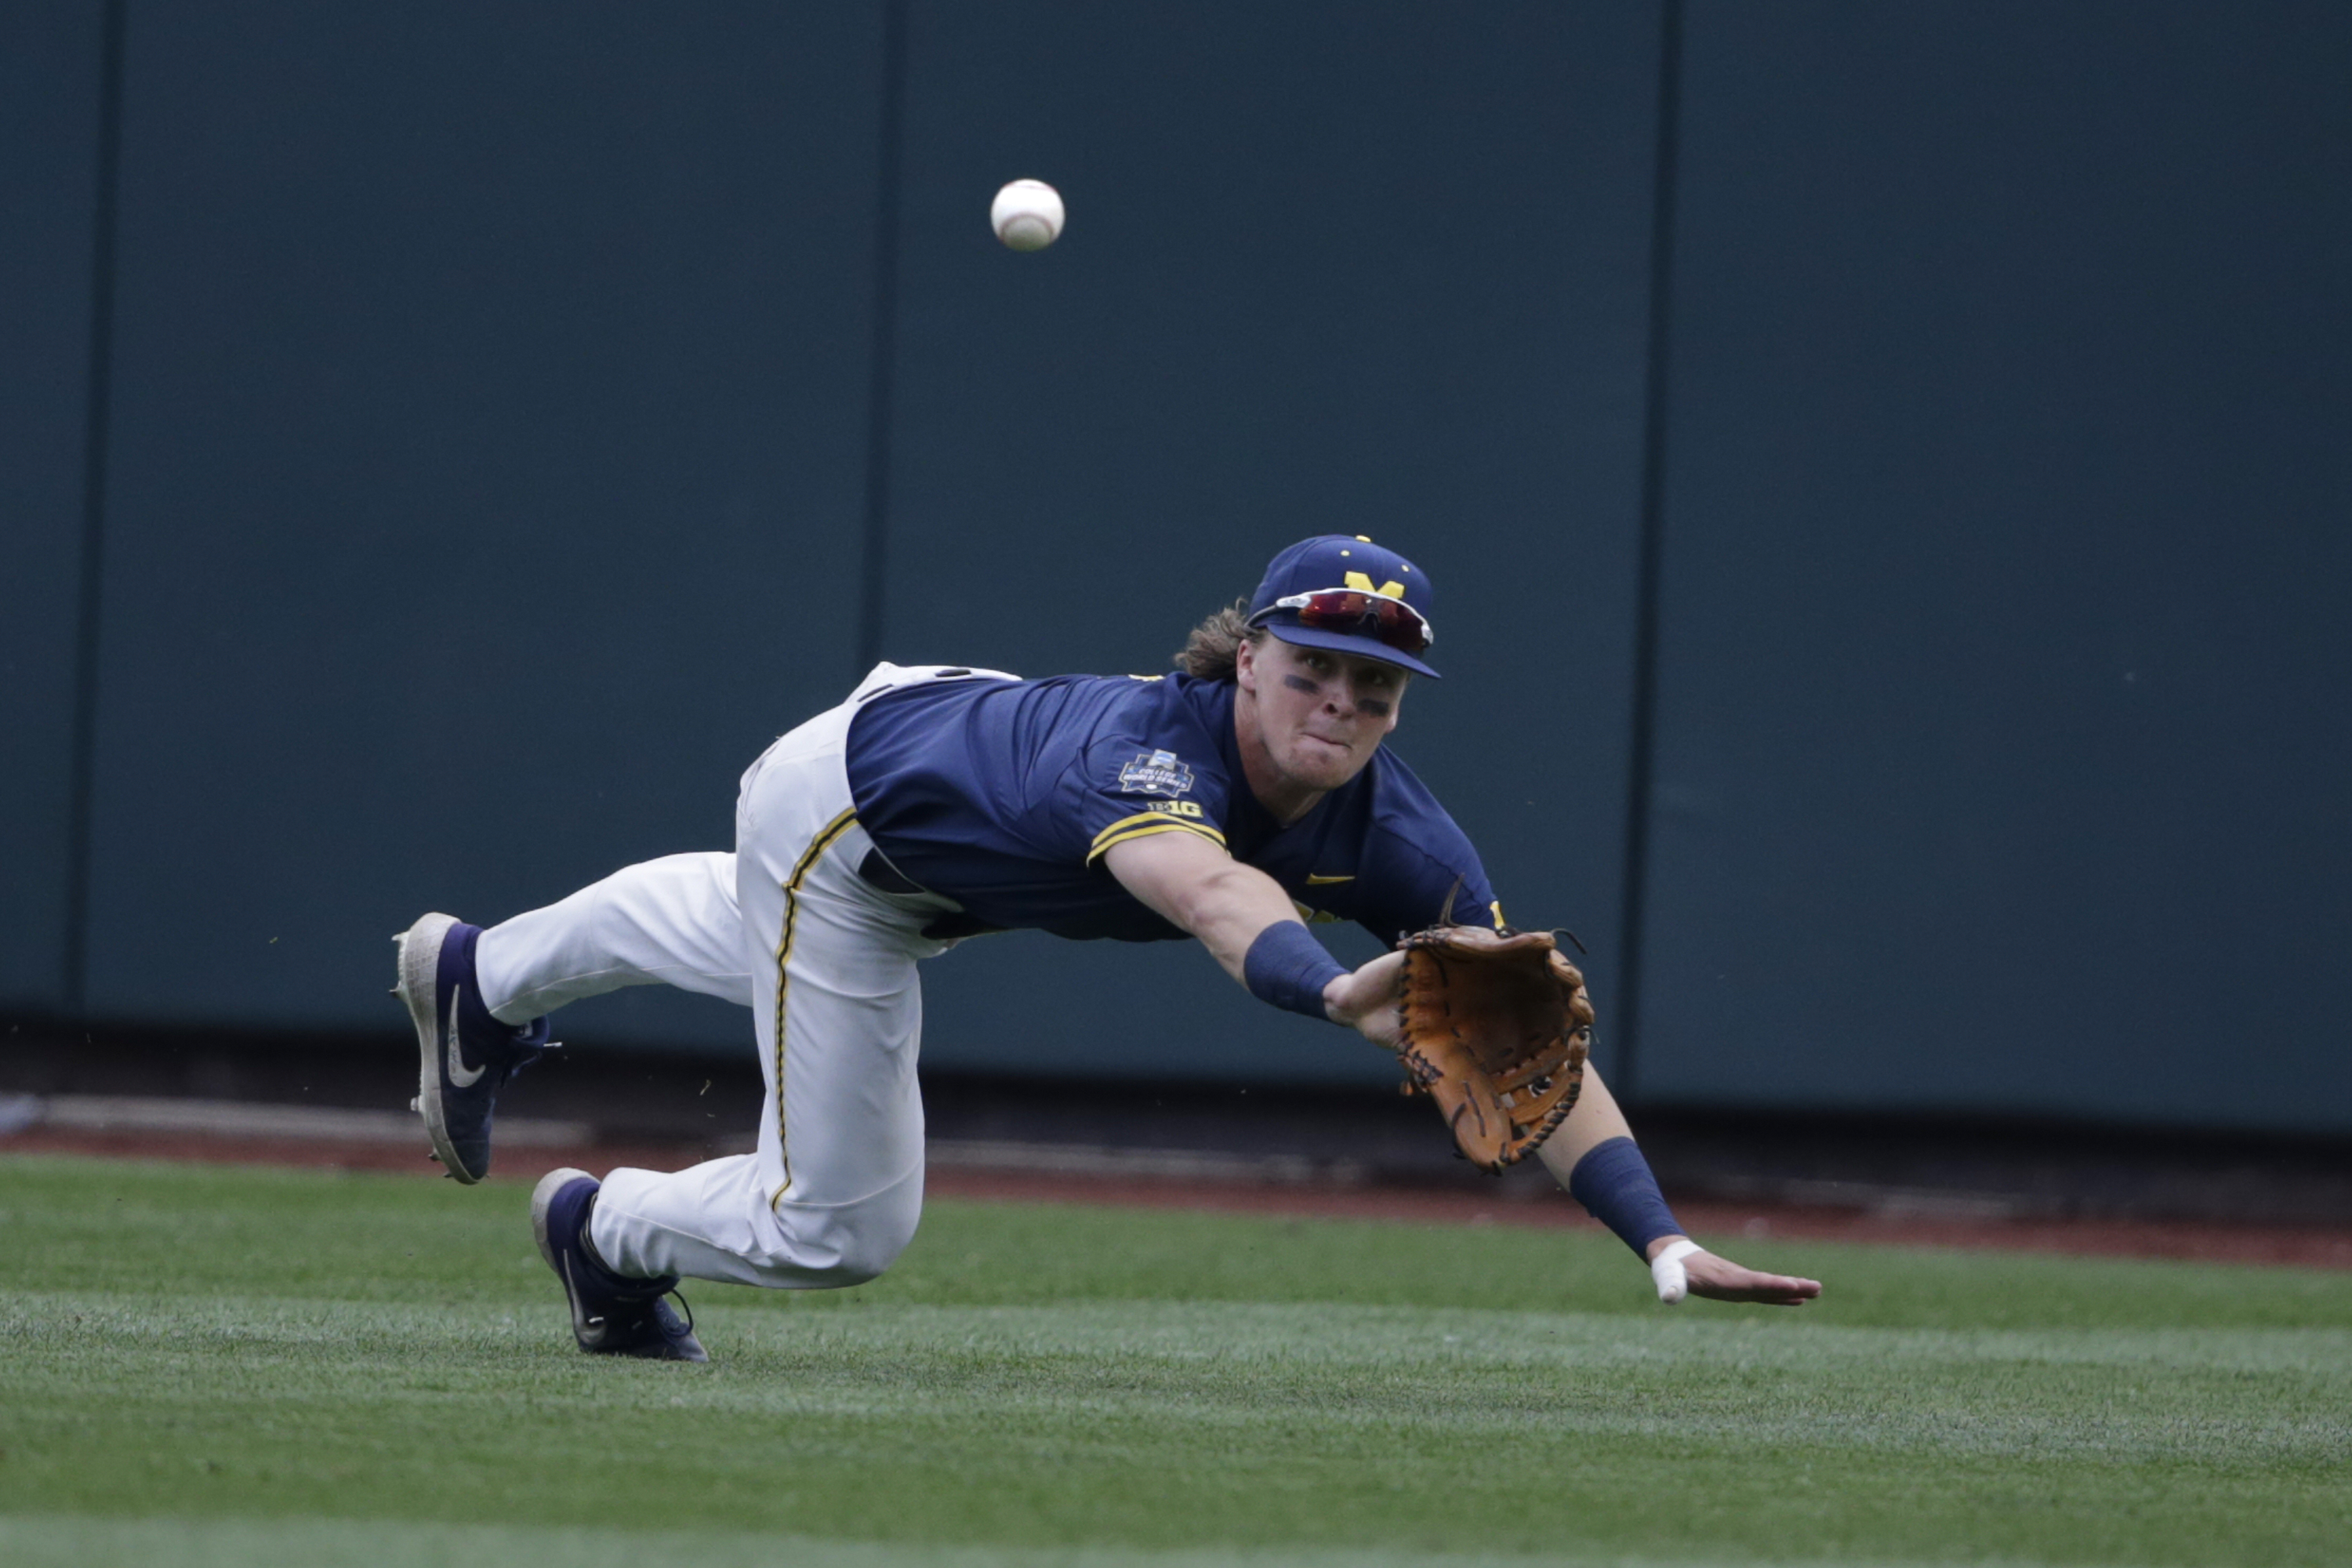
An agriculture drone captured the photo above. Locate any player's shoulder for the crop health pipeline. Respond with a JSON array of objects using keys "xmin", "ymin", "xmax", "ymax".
[
  {"xmin": 880, "ymin": 669, "xmax": 1171, "ymax": 718},
  {"xmin": 1083, "ymin": 673, "xmax": 1234, "ymax": 784},
  {"xmin": 946, "ymin": 670, "xmax": 1228, "ymax": 772},
  {"xmin": 1071, "ymin": 669, "xmax": 1233, "ymax": 734}
]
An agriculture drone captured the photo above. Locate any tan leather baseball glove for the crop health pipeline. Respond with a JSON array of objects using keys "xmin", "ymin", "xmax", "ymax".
[{"xmin": 1396, "ymin": 925, "xmax": 1594, "ymax": 1174}]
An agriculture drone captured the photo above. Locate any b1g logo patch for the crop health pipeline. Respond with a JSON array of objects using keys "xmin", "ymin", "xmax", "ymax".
[{"xmin": 1118, "ymin": 748, "xmax": 1196, "ymax": 797}]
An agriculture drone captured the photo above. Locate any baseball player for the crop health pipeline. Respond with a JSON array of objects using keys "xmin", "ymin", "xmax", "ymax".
[{"xmin": 397, "ymin": 535, "xmax": 1819, "ymax": 1361}]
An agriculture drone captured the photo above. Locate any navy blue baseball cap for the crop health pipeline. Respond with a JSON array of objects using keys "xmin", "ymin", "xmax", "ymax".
[{"xmin": 1246, "ymin": 535, "xmax": 1439, "ymax": 679}]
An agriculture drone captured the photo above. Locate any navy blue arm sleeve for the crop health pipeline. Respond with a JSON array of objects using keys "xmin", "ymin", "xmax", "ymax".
[{"xmin": 1566, "ymin": 1136, "xmax": 1686, "ymax": 1258}]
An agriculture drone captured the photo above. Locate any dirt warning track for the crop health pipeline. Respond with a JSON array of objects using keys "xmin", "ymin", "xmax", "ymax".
[{"xmin": 9, "ymin": 1120, "xmax": 2348, "ymax": 1271}]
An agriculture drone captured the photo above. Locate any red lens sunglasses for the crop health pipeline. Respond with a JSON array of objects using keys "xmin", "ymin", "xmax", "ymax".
[{"xmin": 1251, "ymin": 588, "xmax": 1435, "ymax": 655}]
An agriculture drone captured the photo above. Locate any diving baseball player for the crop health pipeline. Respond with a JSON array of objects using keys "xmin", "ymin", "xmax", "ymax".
[{"xmin": 397, "ymin": 535, "xmax": 1820, "ymax": 1360}]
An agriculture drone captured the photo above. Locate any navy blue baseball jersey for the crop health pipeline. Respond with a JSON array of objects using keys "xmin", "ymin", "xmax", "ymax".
[{"xmin": 843, "ymin": 671, "xmax": 1501, "ymax": 944}]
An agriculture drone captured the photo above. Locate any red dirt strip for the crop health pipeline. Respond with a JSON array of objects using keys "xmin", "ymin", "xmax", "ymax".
[{"xmin": 10, "ymin": 1127, "xmax": 2350, "ymax": 1270}]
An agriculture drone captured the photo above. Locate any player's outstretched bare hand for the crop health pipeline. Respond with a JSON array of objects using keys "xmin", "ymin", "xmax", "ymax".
[
  {"xmin": 1656, "ymin": 1241, "xmax": 1821, "ymax": 1306},
  {"xmin": 1323, "ymin": 949, "xmax": 1407, "ymax": 1053}
]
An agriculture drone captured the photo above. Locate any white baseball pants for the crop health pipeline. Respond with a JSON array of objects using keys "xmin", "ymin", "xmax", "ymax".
[{"xmin": 472, "ymin": 665, "xmax": 993, "ymax": 1290}]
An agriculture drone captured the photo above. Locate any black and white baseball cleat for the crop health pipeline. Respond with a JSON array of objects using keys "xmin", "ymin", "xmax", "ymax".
[
  {"xmin": 532, "ymin": 1167, "xmax": 708, "ymax": 1361},
  {"xmin": 394, "ymin": 911, "xmax": 554, "ymax": 1184}
]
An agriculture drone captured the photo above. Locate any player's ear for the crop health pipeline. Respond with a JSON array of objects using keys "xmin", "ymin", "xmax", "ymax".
[{"xmin": 1235, "ymin": 635, "xmax": 1259, "ymax": 693}]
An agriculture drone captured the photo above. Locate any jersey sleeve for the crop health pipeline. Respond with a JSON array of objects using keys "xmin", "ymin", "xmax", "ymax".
[
  {"xmin": 1342, "ymin": 750, "xmax": 1506, "ymax": 942},
  {"xmin": 1044, "ymin": 695, "xmax": 1235, "ymax": 868},
  {"xmin": 1353, "ymin": 822, "xmax": 1504, "ymax": 944}
]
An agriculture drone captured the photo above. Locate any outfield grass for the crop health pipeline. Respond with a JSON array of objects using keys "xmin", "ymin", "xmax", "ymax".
[{"xmin": 2, "ymin": 1154, "xmax": 2347, "ymax": 1567}]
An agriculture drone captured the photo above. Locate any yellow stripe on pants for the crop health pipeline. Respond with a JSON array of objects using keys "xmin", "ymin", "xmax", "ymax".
[{"xmin": 771, "ymin": 808, "xmax": 860, "ymax": 1203}]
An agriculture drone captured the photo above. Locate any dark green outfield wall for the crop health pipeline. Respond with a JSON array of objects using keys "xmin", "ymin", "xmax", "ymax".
[
  {"xmin": 5, "ymin": 2, "xmax": 2346, "ymax": 1131},
  {"xmin": 1634, "ymin": 3, "xmax": 2352, "ymax": 1127},
  {"xmin": 0, "ymin": 1, "xmax": 103, "ymax": 1018}
]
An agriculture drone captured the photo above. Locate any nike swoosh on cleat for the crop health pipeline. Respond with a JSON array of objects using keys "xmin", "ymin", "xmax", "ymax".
[{"xmin": 445, "ymin": 991, "xmax": 488, "ymax": 1087}]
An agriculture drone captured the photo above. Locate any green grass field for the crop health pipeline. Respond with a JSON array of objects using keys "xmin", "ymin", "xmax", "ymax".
[{"xmin": 2, "ymin": 1153, "xmax": 2347, "ymax": 1567}]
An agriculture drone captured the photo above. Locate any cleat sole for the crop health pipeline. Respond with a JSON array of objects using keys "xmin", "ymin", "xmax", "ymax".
[{"xmin": 397, "ymin": 912, "xmax": 480, "ymax": 1185}]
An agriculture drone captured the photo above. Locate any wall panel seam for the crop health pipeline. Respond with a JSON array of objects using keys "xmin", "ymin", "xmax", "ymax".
[
  {"xmin": 64, "ymin": 0, "xmax": 130, "ymax": 1016},
  {"xmin": 1611, "ymin": 0, "xmax": 1686, "ymax": 1104},
  {"xmin": 855, "ymin": 0, "xmax": 912, "ymax": 672}
]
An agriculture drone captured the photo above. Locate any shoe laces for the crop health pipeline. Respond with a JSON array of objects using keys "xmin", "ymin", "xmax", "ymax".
[
  {"xmin": 596, "ymin": 1285, "xmax": 694, "ymax": 1345},
  {"xmin": 500, "ymin": 1017, "xmax": 558, "ymax": 1080}
]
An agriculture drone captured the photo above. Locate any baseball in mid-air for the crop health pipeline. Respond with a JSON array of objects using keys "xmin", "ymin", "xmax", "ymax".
[{"xmin": 991, "ymin": 179, "xmax": 1065, "ymax": 251}]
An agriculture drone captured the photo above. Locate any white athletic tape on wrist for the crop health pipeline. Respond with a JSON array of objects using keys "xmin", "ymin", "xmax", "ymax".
[{"xmin": 1651, "ymin": 1238, "xmax": 1702, "ymax": 1305}]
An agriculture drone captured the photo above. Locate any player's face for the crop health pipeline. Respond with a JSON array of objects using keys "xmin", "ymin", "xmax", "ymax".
[{"xmin": 1236, "ymin": 635, "xmax": 1406, "ymax": 797}]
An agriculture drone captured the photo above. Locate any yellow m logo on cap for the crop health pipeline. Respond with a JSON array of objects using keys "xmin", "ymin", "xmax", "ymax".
[{"xmin": 1343, "ymin": 570, "xmax": 1406, "ymax": 599}]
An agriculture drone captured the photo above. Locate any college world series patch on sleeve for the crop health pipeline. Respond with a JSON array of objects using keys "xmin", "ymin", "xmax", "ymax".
[{"xmin": 1117, "ymin": 749, "xmax": 1196, "ymax": 798}]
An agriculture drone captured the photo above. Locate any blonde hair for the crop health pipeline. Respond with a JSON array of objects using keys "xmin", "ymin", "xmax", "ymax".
[{"xmin": 1174, "ymin": 599, "xmax": 1266, "ymax": 682}]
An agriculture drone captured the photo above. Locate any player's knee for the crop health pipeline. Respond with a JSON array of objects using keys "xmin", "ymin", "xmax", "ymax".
[
  {"xmin": 822, "ymin": 1195, "xmax": 921, "ymax": 1283},
  {"xmin": 752, "ymin": 1187, "xmax": 920, "ymax": 1288}
]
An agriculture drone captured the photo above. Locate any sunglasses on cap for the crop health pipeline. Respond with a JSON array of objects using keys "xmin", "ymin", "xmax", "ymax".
[{"xmin": 1250, "ymin": 588, "xmax": 1436, "ymax": 656}]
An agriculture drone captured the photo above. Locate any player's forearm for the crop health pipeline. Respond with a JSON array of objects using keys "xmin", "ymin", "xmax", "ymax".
[
  {"xmin": 1538, "ymin": 1069, "xmax": 1689, "ymax": 1261},
  {"xmin": 1103, "ymin": 833, "xmax": 1302, "ymax": 982},
  {"xmin": 1179, "ymin": 867, "xmax": 1309, "ymax": 983},
  {"xmin": 1102, "ymin": 833, "xmax": 1385, "ymax": 1030},
  {"xmin": 1537, "ymin": 1065, "xmax": 1639, "ymax": 1175}
]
